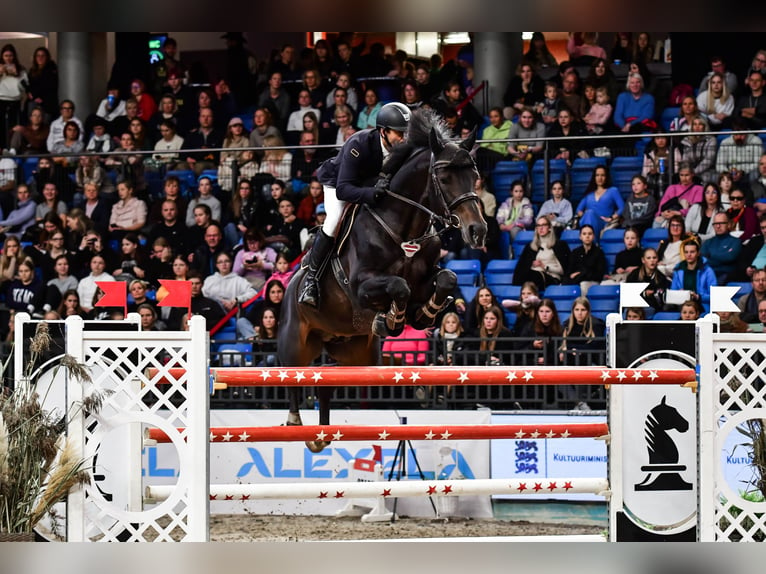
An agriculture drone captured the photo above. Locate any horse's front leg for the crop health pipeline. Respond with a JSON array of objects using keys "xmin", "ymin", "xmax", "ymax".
[
  {"xmin": 411, "ymin": 268, "xmax": 457, "ymax": 330},
  {"xmin": 358, "ymin": 275, "xmax": 410, "ymax": 337}
]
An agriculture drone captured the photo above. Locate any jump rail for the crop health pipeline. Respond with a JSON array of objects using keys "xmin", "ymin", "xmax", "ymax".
[
  {"xmin": 145, "ymin": 477, "xmax": 610, "ymax": 502},
  {"xmin": 145, "ymin": 366, "xmax": 696, "ymax": 389},
  {"xmin": 145, "ymin": 422, "xmax": 611, "ymax": 444}
]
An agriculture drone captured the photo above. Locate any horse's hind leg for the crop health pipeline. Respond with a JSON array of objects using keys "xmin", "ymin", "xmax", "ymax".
[{"xmin": 411, "ymin": 268, "xmax": 457, "ymax": 330}]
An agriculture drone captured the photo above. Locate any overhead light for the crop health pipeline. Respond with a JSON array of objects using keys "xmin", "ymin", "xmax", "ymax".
[
  {"xmin": 441, "ymin": 32, "xmax": 470, "ymax": 45},
  {"xmin": 522, "ymin": 32, "xmax": 534, "ymax": 40}
]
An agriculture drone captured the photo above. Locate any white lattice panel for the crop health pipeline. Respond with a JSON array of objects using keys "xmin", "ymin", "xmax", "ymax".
[{"xmin": 704, "ymin": 333, "xmax": 766, "ymax": 541}]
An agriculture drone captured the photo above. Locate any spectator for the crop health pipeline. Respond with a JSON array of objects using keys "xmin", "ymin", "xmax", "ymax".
[
  {"xmin": 112, "ymin": 232, "xmax": 148, "ymax": 281},
  {"xmin": 535, "ymin": 82, "xmax": 561, "ymax": 129},
  {"xmin": 501, "ymin": 281, "xmax": 540, "ymax": 335},
  {"xmin": 129, "ymin": 78, "xmax": 156, "ymax": 123},
  {"xmin": 433, "ymin": 311, "xmax": 468, "ymax": 366},
  {"xmin": 46, "ymin": 99, "xmax": 83, "ymax": 153},
  {"xmin": 85, "ymin": 117, "xmax": 115, "ymax": 156},
  {"xmin": 152, "ymin": 119, "xmax": 184, "ymax": 170},
  {"xmin": 585, "ymin": 58, "xmax": 619, "ymax": 104},
  {"xmin": 163, "ymin": 70, "xmax": 193, "ymax": 125},
  {"xmin": 476, "ymin": 107, "xmax": 511, "ymax": 172},
  {"xmin": 538, "ymin": 179, "xmax": 573, "ymax": 232},
  {"xmin": 657, "ymin": 215, "xmax": 692, "ymax": 279},
  {"xmin": 726, "ymin": 188, "xmax": 759, "ymax": 242},
  {"xmin": 0, "ymin": 44, "xmax": 28, "ymax": 150},
  {"xmin": 614, "ymin": 73, "xmax": 655, "ymax": 133},
  {"xmin": 685, "ymin": 182, "xmax": 725, "ymax": 241},
  {"xmin": 180, "ymin": 107, "xmax": 224, "ymax": 175},
  {"xmin": 221, "ymin": 32, "xmax": 258, "ymax": 109},
  {"xmin": 9, "ymin": 105, "xmax": 49, "ymax": 156},
  {"xmin": 678, "ymin": 116, "xmax": 718, "ymax": 184},
  {"xmin": 737, "ymin": 268, "xmax": 766, "ymax": 323},
  {"xmin": 269, "ymin": 251, "xmax": 294, "ymax": 289},
  {"xmin": 622, "ymin": 175, "xmax": 657, "ymax": 236},
  {"xmin": 104, "ymin": 132, "xmax": 146, "ymax": 196},
  {"xmin": 701, "ymin": 212, "xmax": 741, "ymax": 284},
  {"xmin": 215, "ymin": 116, "xmax": 250, "ymax": 193},
  {"xmin": 583, "ymin": 86, "xmax": 612, "ymax": 134},
  {"xmin": 560, "ymin": 297, "xmax": 606, "ymax": 384},
  {"xmin": 26, "ymin": 46, "xmax": 58, "ymax": 121},
  {"xmin": 745, "ymin": 153, "xmax": 766, "ymax": 209},
  {"xmin": 202, "ymin": 251, "xmax": 258, "ymax": 313},
  {"xmin": 564, "ymin": 224, "xmax": 607, "ymax": 294},
  {"xmin": 602, "ymin": 227, "xmax": 642, "ymax": 284},
  {"xmin": 0, "ymin": 184, "xmax": 36, "ymax": 239},
  {"xmin": 0, "ymin": 235, "xmax": 24, "ymax": 290},
  {"xmin": 625, "ymin": 307, "xmax": 646, "ymax": 320},
  {"xmin": 210, "ymin": 79, "xmax": 237, "ymax": 131},
  {"xmin": 71, "ymin": 230, "xmax": 118, "ymax": 279},
  {"xmin": 110, "ymin": 97, "xmax": 140, "ymax": 140},
  {"xmin": 109, "ymin": 181, "xmax": 147, "ymax": 242},
  {"xmin": 522, "ymin": 32, "xmax": 558, "ymax": 72},
  {"xmin": 642, "ymin": 135, "xmax": 681, "ymax": 198},
  {"xmin": 474, "ymin": 173, "xmax": 497, "ymax": 218},
  {"xmin": 560, "ymin": 72, "xmax": 587, "ymax": 121},
  {"xmin": 716, "ymin": 311, "xmax": 751, "ymax": 333},
  {"xmin": 513, "ymin": 216, "xmax": 570, "ymax": 291},
  {"xmin": 257, "ymin": 134, "xmax": 293, "ymax": 186},
  {"xmin": 166, "ymin": 271, "xmax": 225, "ymax": 332},
  {"xmin": 382, "ymin": 324, "xmax": 430, "ymax": 366},
  {"xmin": 516, "ymin": 298, "xmax": 563, "ymax": 366},
  {"xmin": 567, "ymin": 33, "xmax": 607, "ymax": 64},
  {"xmin": 321, "ymin": 86, "xmax": 353, "ymax": 132},
  {"xmin": 90, "ymin": 88, "xmax": 126, "ymax": 135},
  {"xmin": 669, "ymin": 236, "xmax": 717, "ymax": 307},
  {"xmin": 291, "ymin": 129, "xmax": 323, "ymax": 194},
  {"xmin": 236, "ymin": 278, "xmax": 285, "ymax": 340},
  {"xmin": 468, "ymin": 305, "xmax": 514, "ymax": 366},
  {"xmin": 679, "ymin": 299, "xmax": 703, "ymax": 320},
  {"xmin": 233, "ymin": 227, "xmax": 277, "ymax": 291},
  {"xmin": 325, "ymin": 71, "xmax": 359, "ymax": 114},
  {"xmin": 301, "ymin": 68, "xmax": 327, "ymax": 111},
  {"xmin": 549, "ymin": 107, "xmax": 590, "ymax": 165},
  {"xmin": 252, "ymin": 307, "xmax": 279, "ymax": 367},
  {"xmin": 575, "ymin": 165, "xmax": 624, "ymax": 238},
  {"xmin": 698, "ymin": 56, "xmax": 738, "ymax": 96},
  {"xmin": 144, "ymin": 238, "xmax": 174, "ymax": 288},
  {"xmin": 257, "ymin": 71, "xmax": 291, "ymax": 131},
  {"xmin": 401, "ymin": 79, "xmax": 424, "ymax": 111},
  {"xmin": 732, "ymin": 70, "xmax": 766, "ymax": 129},
  {"xmin": 296, "ymin": 178, "xmax": 324, "ymax": 227},
  {"xmin": 669, "ymin": 96, "xmax": 700, "ymax": 132},
  {"xmin": 189, "ymin": 222, "xmax": 225, "ymax": 278},
  {"xmin": 137, "ymin": 303, "xmax": 162, "ymax": 331},
  {"xmin": 248, "ymin": 107, "xmax": 282, "ymax": 162},
  {"xmin": 263, "ymin": 197, "xmax": 303, "ymax": 261},
  {"xmin": 496, "ymin": 180, "xmax": 534, "ymax": 252},
  {"xmin": 148, "ymin": 94, "xmax": 181, "ymax": 141},
  {"xmin": 148, "ymin": 200, "xmax": 187, "ymax": 256},
  {"xmin": 331, "ymin": 104, "xmax": 357, "ymax": 145},
  {"xmin": 506, "ymin": 107, "xmax": 546, "ymax": 164},
  {"xmin": 611, "ymin": 32, "xmax": 633, "ymax": 64},
  {"xmin": 502, "ymin": 63, "xmax": 545, "ymax": 118},
  {"xmin": 225, "ymin": 178, "xmax": 260, "ymax": 247},
  {"xmin": 715, "ymin": 120, "xmax": 763, "ymax": 187},
  {"xmin": 732, "ymin": 215, "xmax": 766, "ymax": 282},
  {"xmin": 654, "ymin": 163, "xmax": 703, "ymax": 227},
  {"xmin": 77, "ymin": 254, "xmax": 114, "ymax": 314},
  {"xmin": 126, "ymin": 279, "xmax": 158, "ymax": 315},
  {"xmin": 462, "ymin": 285, "xmax": 505, "ymax": 334},
  {"xmin": 697, "ymin": 72, "xmax": 735, "ymax": 129},
  {"xmin": 185, "ymin": 175, "xmax": 221, "ymax": 228},
  {"xmin": 356, "ymin": 88, "xmax": 382, "ymax": 131},
  {"xmin": 56, "ymin": 289, "xmax": 87, "ymax": 319},
  {"xmin": 63, "ymin": 207, "xmax": 91, "ymax": 253},
  {"xmin": 35, "ymin": 182, "xmax": 67, "ymax": 228},
  {"xmin": 49, "ymin": 121, "xmax": 84, "ymax": 169},
  {"xmin": 626, "ymin": 247, "xmax": 670, "ymax": 311},
  {"xmin": 758, "ymin": 299, "xmax": 766, "ymax": 330}
]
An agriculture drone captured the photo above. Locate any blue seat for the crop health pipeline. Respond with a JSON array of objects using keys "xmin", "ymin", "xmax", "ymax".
[
  {"xmin": 499, "ymin": 230, "xmax": 511, "ymax": 259},
  {"xmin": 641, "ymin": 228, "xmax": 668, "ymax": 249},
  {"xmin": 485, "ymin": 273, "xmax": 515, "ymax": 287},
  {"xmin": 589, "ymin": 298, "xmax": 619, "ymax": 313},
  {"xmin": 601, "ymin": 243, "xmax": 624, "ymax": 271},
  {"xmin": 586, "ymin": 284, "xmax": 621, "ymax": 300},
  {"xmin": 492, "ymin": 284, "xmax": 521, "ymax": 301},
  {"xmin": 610, "ymin": 156, "xmax": 643, "ymax": 171},
  {"xmin": 485, "ymin": 259, "xmax": 518, "ymax": 274},
  {"xmin": 659, "ymin": 107, "xmax": 680, "ymax": 131},
  {"xmin": 531, "ymin": 159, "xmax": 567, "ymax": 200},
  {"xmin": 543, "ymin": 284, "xmax": 581, "ymax": 300},
  {"xmin": 455, "ymin": 273, "xmax": 477, "ymax": 287},
  {"xmin": 652, "ymin": 311, "xmax": 681, "ymax": 321},
  {"xmin": 560, "ymin": 228, "xmax": 582, "ymax": 250},
  {"xmin": 504, "ymin": 311, "xmax": 518, "ymax": 328},
  {"xmin": 445, "ymin": 258, "xmax": 481, "ymax": 283},
  {"xmin": 460, "ymin": 286, "xmax": 478, "ymax": 303},
  {"xmin": 600, "ymin": 228, "xmax": 626, "ymax": 245},
  {"xmin": 511, "ymin": 229, "xmax": 535, "ymax": 258},
  {"xmin": 727, "ymin": 281, "xmax": 753, "ymax": 297},
  {"xmin": 216, "ymin": 343, "xmax": 253, "ymax": 367}
]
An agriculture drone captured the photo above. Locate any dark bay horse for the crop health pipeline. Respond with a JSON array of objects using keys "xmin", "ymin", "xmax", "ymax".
[{"xmin": 277, "ymin": 109, "xmax": 487, "ymax": 451}]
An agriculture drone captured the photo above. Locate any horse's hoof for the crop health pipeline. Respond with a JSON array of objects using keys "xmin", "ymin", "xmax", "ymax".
[
  {"xmin": 371, "ymin": 313, "xmax": 388, "ymax": 336},
  {"xmin": 305, "ymin": 440, "xmax": 330, "ymax": 453},
  {"xmin": 286, "ymin": 412, "xmax": 303, "ymax": 426}
]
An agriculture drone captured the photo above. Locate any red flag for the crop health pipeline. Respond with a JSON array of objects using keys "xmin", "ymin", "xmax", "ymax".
[
  {"xmin": 157, "ymin": 280, "xmax": 192, "ymax": 315},
  {"xmin": 95, "ymin": 281, "xmax": 127, "ymax": 311}
]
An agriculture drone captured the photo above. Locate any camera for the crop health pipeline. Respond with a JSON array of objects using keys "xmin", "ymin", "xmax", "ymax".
[{"xmin": 246, "ymin": 256, "xmax": 258, "ymax": 264}]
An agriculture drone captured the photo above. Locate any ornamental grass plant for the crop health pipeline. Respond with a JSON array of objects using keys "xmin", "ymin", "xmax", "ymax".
[{"xmin": 0, "ymin": 322, "xmax": 106, "ymax": 537}]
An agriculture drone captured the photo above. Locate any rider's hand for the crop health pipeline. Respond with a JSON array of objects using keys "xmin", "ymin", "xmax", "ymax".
[{"xmin": 373, "ymin": 176, "xmax": 389, "ymax": 203}]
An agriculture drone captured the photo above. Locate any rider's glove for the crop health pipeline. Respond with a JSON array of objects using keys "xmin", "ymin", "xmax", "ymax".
[{"xmin": 373, "ymin": 173, "xmax": 391, "ymax": 203}]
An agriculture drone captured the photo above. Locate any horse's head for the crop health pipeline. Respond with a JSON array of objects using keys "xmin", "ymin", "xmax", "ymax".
[
  {"xmin": 650, "ymin": 395, "xmax": 690, "ymax": 433},
  {"xmin": 428, "ymin": 127, "xmax": 487, "ymax": 249}
]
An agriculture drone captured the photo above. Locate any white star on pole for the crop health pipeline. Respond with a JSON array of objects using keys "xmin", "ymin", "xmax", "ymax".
[
  {"xmin": 392, "ymin": 372, "xmax": 404, "ymax": 383},
  {"xmin": 409, "ymin": 371, "xmax": 421, "ymax": 382},
  {"xmin": 332, "ymin": 430, "xmax": 344, "ymax": 441},
  {"xmin": 315, "ymin": 431, "xmax": 328, "ymax": 441},
  {"xmin": 506, "ymin": 371, "xmax": 517, "ymax": 382},
  {"xmin": 378, "ymin": 430, "xmax": 390, "ymax": 440},
  {"xmin": 210, "ymin": 431, "xmax": 216, "ymax": 441},
  {"xmin": 311, "ymin": 371, "xmax": 323, "ymax": 382},
  {"xmin": 523, "ymin": 371, "xmax": 534, "ymax": 381},
  {"xmin": 632, "ymin": 370, "xmax": 643, "ymax": 381},
  {"xmin": 440, "ymin": 430, "xmax": 452, "ymax": 440},
  {"xmin": 278, "ymin": 370, "xmax": 290, "ymax": 382},
  {"xmin": 457, "ymin": 372, "xmax": 469, "ymax": 383},
  {"xmin": 601, "ymin": 370, "xmax": 611, "ymax": 381},
  {"xmin": 221, "ymin": 432, "xmax": 233, "ymax": 442},
  {"xmin": 294, "ymin": 371, "xmax": 306, "ymax": 383},
  {"xmin": 238, "ymin": 431, "xmax": 250, "ymax": 441},
  {"xmin": 424, "ymin": 430, "xmax": 435, "ymax": 440},
  {"xmin": 647, "ymin": 370, "xmax": 659, "ymax": 381},
  {"xmin": 560, "ymin": 429, "xmax": 570, "ymax": 438},
  {"xmin": 514, "ymin": 429, "xmax": 525, "ymax": 438},
  {"xmin": 530, "ymin": 430, "xmax": 541, "ymax": 438},
  {"xmin": 545, "ymin": 430, "xmax": 556, "ymax": 439},
  {"xmin": 260, "ymin": 370, "xmax": 271, "ymax": 381},
  {"xmin": 616, "ymin": 370, "xmax": 627, "ymax": 381}
]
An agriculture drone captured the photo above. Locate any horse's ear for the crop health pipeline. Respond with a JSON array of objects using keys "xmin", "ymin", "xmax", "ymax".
[
  {"xmin": 460, "ymin": 126, "xmax": 477, "ymax": 151},
  {"xmin": 429, "ymin": 127, "xmax": 445, "ymax": 155},
  {"xmin": 660, "ymin": 395, "xmax": 667, "ymax": 405}
]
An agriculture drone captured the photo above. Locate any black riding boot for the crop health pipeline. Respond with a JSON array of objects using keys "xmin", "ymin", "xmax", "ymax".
[{"xmin": 297, "ymin": 229, "xmax": 335, "ymax": 308}]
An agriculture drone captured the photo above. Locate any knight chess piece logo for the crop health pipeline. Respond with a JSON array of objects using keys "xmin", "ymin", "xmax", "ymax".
[{"xmin": 634, "ymin": 395, "xmax": 693, "ymax": 491}]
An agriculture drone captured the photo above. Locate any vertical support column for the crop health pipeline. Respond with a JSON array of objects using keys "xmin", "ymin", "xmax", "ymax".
[
  {"xmin": 57, "ymin": 33, "xmax": 92, "ymax": 120},
  {"xmin": 472, "ymin": 33, "xmax": 523, "ymax": 116},
  {"xmin": 696, "ymin": 320, "xmax": 715, "ymax": 541},
  {"xmin": 64, "ymin": 315, "xmax": 86, "ymax": 542},
  {"xmin": 606, "ymin": 313, "xmax": 622, "ymax": 542},
  {"xmin": 186, "ymin": 315, "xmax": 210, "ymax": 541}
]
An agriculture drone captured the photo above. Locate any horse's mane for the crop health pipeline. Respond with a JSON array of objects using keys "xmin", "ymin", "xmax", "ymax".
[{"xmin": 406, "ymin": 107, "xmax": 452, "ymax": 148}]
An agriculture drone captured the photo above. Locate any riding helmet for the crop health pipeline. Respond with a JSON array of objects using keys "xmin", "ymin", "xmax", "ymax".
[{"xmin": 376, "ymin": 102, "xmax": 411, "ymax": 132}]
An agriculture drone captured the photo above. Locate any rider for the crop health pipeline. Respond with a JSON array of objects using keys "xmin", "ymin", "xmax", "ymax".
[{"xmin": 298, "ymin": 101, "xmax": 413, "ymax": 307}]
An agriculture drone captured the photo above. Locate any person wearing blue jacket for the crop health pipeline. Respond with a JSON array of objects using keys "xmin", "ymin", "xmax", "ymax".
[
  {"xmin": 0, "ymin": 184, "xmax": 35, "ymax": 238},
  {"xmin": 701, "ymin": 212, "xmax": 741, "ymax": 284},
  {"xmin": 614, "ymin": 73, "xmax": 655, "ymax": 133},
  {"xmin": 670, "ymin": 236, "xmax": 717, "ymax": 306}
]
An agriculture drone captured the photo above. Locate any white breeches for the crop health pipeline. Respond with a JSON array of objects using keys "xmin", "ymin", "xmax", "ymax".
[{"xmin": 321, "ymin": 185, "xmax": 346, "ymax": 238}]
